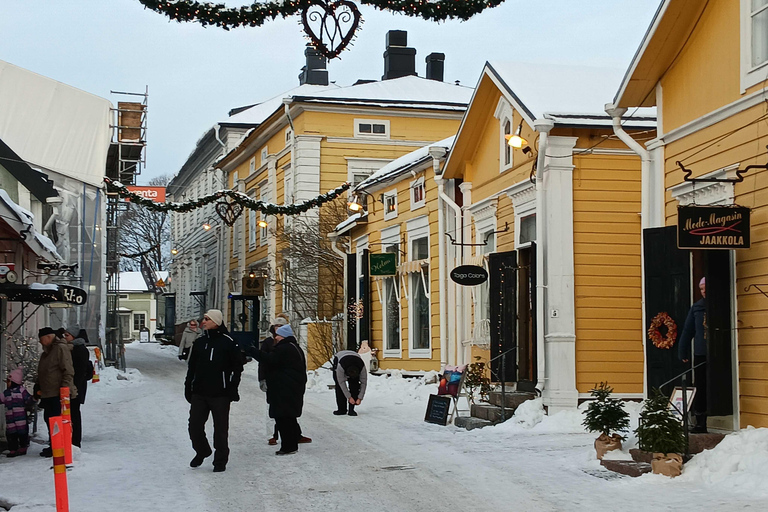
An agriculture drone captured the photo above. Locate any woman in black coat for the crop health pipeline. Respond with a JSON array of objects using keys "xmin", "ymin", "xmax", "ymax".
[{"xmin": 250, "ymin": 323, "xmax": 306, "ymax": 455}]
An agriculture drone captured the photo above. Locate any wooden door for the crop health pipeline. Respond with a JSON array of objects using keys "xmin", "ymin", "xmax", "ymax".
[{"xmin": 705, "ymin": 250, "xmax": 734, "ymax": 416}]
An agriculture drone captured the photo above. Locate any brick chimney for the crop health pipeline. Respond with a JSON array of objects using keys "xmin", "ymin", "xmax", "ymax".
[
  {"xmin": 425, "ymin": 53, "xmax": 445, "ymax": 82},
  {"xmin": 382, "ymin": 30, "xmax": 417, "ymax": 80},
  {"xmin": 299, "ymin": 45, "xmax": 329, "ymax": 86}
]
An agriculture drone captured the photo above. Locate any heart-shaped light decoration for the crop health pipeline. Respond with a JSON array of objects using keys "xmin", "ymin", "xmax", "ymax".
[
  {"xmin": 215, "ymin": 200, "xmax": 244, "ymax": 226},
  {"xmin": 301, "ymin": 0, "xmax": 362, "ymax": 60}
]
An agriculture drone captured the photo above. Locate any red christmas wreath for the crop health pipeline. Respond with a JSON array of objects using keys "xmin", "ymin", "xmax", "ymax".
[{"xmin": 648, "ymin": 312, "xmax": 678, "ymax": 349}]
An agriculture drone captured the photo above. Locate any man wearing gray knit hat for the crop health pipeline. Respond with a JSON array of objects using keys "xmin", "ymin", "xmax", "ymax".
[{"xmin": 185, "ymin": 309, "xmax": 244, "ymax": 472}]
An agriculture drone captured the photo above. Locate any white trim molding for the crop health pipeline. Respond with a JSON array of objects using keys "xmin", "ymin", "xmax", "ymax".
[
  {"xmin": 494, "ymin": 97, "xmax": 515, "ymax": 173},
  {"xmin": 670, "ymin": 164, "xmax": 738, "ymax": 206}
]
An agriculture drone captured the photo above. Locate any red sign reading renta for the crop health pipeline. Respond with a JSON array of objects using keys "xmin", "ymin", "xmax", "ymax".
[{"xmin": 126, "ymin": 186, "xmax": 166, "ymax": 203}]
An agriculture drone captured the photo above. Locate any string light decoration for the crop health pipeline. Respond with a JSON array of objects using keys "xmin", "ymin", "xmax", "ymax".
[
  {"xmin": 136, "ymin": 0, "xmax": 505, "ymax": 58},
  {"xmin": 105, "ymin": 177, "xmax": 350, "ymax": 221}
]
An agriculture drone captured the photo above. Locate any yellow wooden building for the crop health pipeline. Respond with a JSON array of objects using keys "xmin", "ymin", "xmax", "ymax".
[
  {"xmin": 441, "ymin": 62, "xmax": 656, "ymax": 412},
  {"xmin": 612, "ymin": 0, "xmax": 768, "ymax": 429},
  {"xmin": 214, "ymin": 35, "xmax": 471, "ymax": 368},
  {"xmin": 331, "ymin": 137, "xmax": 454, "ymax": 372}
]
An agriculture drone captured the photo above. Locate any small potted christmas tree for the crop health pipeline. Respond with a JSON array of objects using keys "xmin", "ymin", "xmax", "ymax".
[
  {"xmin": 582, "ymin": 382, "xmax": 630, "ymax": 459},
  {"xmin": 635, "ymin": 389, "xmax": 686, "ymax": 477}
]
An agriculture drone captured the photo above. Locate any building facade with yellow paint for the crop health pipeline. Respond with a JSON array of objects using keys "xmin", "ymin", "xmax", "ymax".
[
  {"xmin": 214, "ymin": 35, "xmax": 471, "ymax": 368},
  {"xmin": 612, "ymin": 0, "xmax": 768, "ymax": 429},
  {"xmin": 441, "ymin": 62, "xmax": 655, "ymax": 413}
]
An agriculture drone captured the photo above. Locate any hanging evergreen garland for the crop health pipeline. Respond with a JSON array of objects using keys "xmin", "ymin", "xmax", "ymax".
[
  {"xmin": 135, "ymin": 0, "xmax": 505, "ymax": 29},
  {"xmin": 104, "ymin": 177, "xmax": 350, "ymax": 216}
]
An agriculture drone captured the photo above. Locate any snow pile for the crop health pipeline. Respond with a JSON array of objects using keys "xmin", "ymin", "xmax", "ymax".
[
  {"xmin": 304, "ymin": 369, "xmax": 436, "ymax": 405},
  {"xmin": 91, "ymin": 366, "xmax": 144, "ymax": 387},
  {"xmin": 677, "ymin": 427, "xmax": 768, "ymax": 496}
]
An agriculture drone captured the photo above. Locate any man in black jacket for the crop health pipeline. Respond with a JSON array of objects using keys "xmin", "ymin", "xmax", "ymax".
[
  {"xmin": 679, "ymin": 277, "xmax": 708, "ymax": 433},
  {"xmin": 185, "ymin": 309, "xmax": 244, "ymax": 472},
  {"xmin": 250, "ymin": 323, "xmax": 307, "ymax": 455}
]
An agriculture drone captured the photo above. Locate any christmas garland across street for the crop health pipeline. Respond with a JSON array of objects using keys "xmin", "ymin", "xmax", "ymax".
[
  {"xmin": 104, "ymin": 177, "xmax": 350, "ymax": 216},
  {"xmin": 135, "ymin": 0, "xmax": 506, "ymax": 28}
]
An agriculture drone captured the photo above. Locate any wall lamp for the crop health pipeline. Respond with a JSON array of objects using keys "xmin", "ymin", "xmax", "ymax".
[
  {"xmin": 506, "ymin": 121, "xmax": 528, "ymax": 149},
  {"xmin": 347, "ymin": 190, "xmax": 374, "ymax": 213},
  {"xmin": 170, "ymin": 248, "xmax": 179, "ymax": 256},
  {"xmin": 202, "ymin": 221, "xmax": 212, "ymax": 231},
  {"xmin": 256, "ymin": 219, "xmax": 268, "ymax": 229}
]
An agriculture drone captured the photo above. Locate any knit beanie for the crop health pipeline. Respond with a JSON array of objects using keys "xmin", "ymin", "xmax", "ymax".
[
  {"xmin": 275, "ymin": 324, "xmax": 294, "ymax": 338},
  {"xmin": 38, "ymin": 327, "xmax": 55, "ymax": 337},
  {"xmin": 9, "ymin": 367, "xmax": 23, "ymax": 385},
  {"xmin": 272, "ymin": 317, "xmax": 288, "ymax": 327},
  {"xmin": 205, "ymin": 309, "xmax": 223, "ymax": 327},
  {"xmin": 64, "ymin": 324, "xmax": 81, "ymax": 338}
]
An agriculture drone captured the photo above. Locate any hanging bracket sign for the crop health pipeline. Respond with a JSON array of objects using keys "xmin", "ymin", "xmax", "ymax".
[
  {"xmin": 369, "ymin": 253, "xmax": 397, "ymax": 277},
  {"xmin": 450, "ymin": 265, "xmax": 488, "ymax": 286},
  {"xmin": 677, "ymin": 205, "xmax": 751, "ymax": 249}
]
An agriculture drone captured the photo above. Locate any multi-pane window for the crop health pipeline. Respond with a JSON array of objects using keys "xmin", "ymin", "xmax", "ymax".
[
  {"xmin": 133, "ymin": 313, "xmax": 146, "ymax": 331},
  {"xmin": 259, "ymin": 188, "xmax": 269, "ymax": 245},
  {"xmin": 411, "ymin": 178, "xmax": 425, "ymax": 209},
  {"xmin": 354, "ymin": 119, "xmax": 390, "ymax": 138},
  {"xmin": 519, "ymin": 214, "xmax": 536, "ymax": 245},
  {"xmin": 249, "ymin": 207, "xmax": 256, "ymax": 249},
  {"xmin": 383, "ymin": 243, "xmax": 400, "ymax": 352},
  {"xmin": 410, "ymin": 235, "xmax": 430, "ymax": 352},
  {"xmin": 752, "ymin": 0, "xmax": 768, "ymax": 67},
  {"xmin": 504, "ymin": 119, "xmax": 512, "ymax": 166},
  {"xmin": 383, "ymin": 190, "xmax": 397, "ymax": 220}
]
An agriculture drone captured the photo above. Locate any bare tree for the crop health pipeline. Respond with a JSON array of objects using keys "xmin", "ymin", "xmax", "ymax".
[
  {"xmin": 272, "ymin": 198, "xmax": 348, "ymax": 367},
  {"xmin": 118, "ymin": 174, "xmax": 172, "ymax": 272}
]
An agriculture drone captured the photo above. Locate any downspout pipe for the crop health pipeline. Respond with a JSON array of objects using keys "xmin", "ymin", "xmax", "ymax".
[
  {"xmin": 432, "ymin": 146, "xmax": 460, "ymax": 370},
  {"xmin": 533, "ymin": 118, "xmax": 554, "ymax": 395},
  {"xmin": 328, "ymin": 231, "xmax": 349, "ymax": 350},
  {"xmin": 605, "ymin": 104, "xmax": 652, "ymax": 228}
]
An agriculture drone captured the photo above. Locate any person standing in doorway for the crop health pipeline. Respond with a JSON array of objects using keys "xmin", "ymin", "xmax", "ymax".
[
  {"xmin": 178, "ymin": 319, "xmax": 200, "ymax": 361},
  {"xmin": 679, "ymin": 276, "xmax": 707, "ymax": 433},
  {"xmin": 185, "ymin": 309, "xmax": 244, "ymax": 472},
  {"xmin": 35, "ymin": 327, "xmax": 76, "ymax": 457},
  {"xmin": 62, "ymin": 325, "xmax": 90, "ymax": 448},
  {"xmin": 251, "ymin": 324, "xmax": 307, "ymax": 455},
  {"xmin": 332, "ymin": 350, "xmax": 367, "ymax": 416}
]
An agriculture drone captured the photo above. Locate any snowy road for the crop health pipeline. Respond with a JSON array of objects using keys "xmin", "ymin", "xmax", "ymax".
[{"xmin": 1, "ymin": 342, "xmax": 766, "ymax": 511}]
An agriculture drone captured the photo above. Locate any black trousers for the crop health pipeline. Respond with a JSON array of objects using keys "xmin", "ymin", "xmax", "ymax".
[
  {"xmin": 7, "ymin": 432, "xmax": 29, "ymax": 451},
  {"xmin": 70, "ymin": 396, "xmax": 82, "ymax": 447},
  {"xmin": 188, "ymin": 395, "xmax": 231, "ymax": 466},
  {"xmin": 333, "ymin": 371, "xmax": 360, "ymax": 413},
  {"xmin": 693, "ymin": 356, "xmax": 707, "ymax": 426},
  {"xmin": 274, "ymin": 416, "xmax": 299, "ymax": 453},
  {"xmin": 40, "ymin": 397, "xmax": 61, "ymax": 446}
]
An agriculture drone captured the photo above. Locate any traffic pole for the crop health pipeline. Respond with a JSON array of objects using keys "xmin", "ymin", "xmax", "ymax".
[
  {"xmin": 59, "ymin": 387, "xmax": 72, "ymax": 465},
  {"xmin": 49, "ymin": 416, "xmax": 70, "ymax": 512}
]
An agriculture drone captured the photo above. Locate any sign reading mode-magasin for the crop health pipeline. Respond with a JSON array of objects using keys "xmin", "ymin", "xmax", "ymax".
[{"xmin": 677, "ymin": 205, "xmax": 751, "ymax": 249}]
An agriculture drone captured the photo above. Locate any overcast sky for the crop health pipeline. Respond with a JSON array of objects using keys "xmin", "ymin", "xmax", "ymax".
[{"xmin": 0, "ymin": 0, "xmax": 660, "ymax": 184}]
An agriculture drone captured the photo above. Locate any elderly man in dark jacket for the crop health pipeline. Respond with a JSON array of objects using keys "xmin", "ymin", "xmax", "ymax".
[
  {"xmin": 250, "ymin": 323, "xmax": 307, "ymax": 455},
  {"xmin": 185, "ymin": 309, "xmax": 244, "ymax": 472},
  {"xmin": 36, "ymin": 327, "xmax": 76, "ymax": 457}
]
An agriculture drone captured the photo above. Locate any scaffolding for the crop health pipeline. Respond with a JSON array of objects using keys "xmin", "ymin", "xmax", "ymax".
[{"xmin": 104, "ymin": 88, "xmax": 147, "ymax": 367}]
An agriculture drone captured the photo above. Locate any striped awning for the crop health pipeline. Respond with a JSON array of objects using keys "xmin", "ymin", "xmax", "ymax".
[{"xmin": 398, "ymin": 259, "xmax": 429, "ymax": 274}]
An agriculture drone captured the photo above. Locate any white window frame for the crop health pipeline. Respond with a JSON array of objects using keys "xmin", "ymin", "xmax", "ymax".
[
  {"xmin": 494, "ymin": 97, "xmax": 515, "ymax": 173},
  {"xmin": 132, "ymin": 312, "xmax": 147, "ymax": 332},
  {"xmin": 249, "ymin": 157, "xmax": 256, "ymax": 176},
  {"xmin": 380, "ymin": 225, "xmax": 402, "ymax": 359},
  {"xmin": 259, "ymin": 187, "xmax": 269, "ymax": 246},
  {"xmin": 410, "ymin": 176, "xmax": 426, "ymax": 210},
  {"xmin": 406, "ymin": 215, "xmax": 430, "ymax": 358},
  {"xmin": 383, "ymin": 189, "xmax": 398, "ymax": 221},
  {"xmin": 285, "ymin": 127, "xmax": 293, "ymax": 146},
  {"xmin": 354, "ymin": 118, "xmax": 390, "ymax": 139},
  {"xmin": 260, "ymin": 146, "xmax": 269, "ymax": 165},
  {"xmin": 346, "ymin": 158, "xmax": 391, "ymax": 187},
  {"xmin": 354, "ymin": 235, "xmax": 369, "ymax": 347},
  {"xmin": 741, "ymin": 0, "xmax": 768, "ymax": 91},
  {"xmin": 506, "ymin": 179, "xmax": 536, "ymax": 249},
  {"xmin": 232, "ymin": 171, "xmax": 239, "ymax": 259},
  {"xmin": 249, "ymin": 205, "xmax": 257, "ymax": 250}
]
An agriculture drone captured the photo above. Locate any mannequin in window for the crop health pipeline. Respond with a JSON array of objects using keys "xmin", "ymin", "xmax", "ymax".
[{"xmin": 678, "ymin": 277, "xmax": 707, "ymax": 433}]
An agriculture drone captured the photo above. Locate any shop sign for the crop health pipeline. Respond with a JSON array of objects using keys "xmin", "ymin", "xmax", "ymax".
[
  {"xmin": 369, "ymin": 253, "xmax": 397, "ymax": 276},
  {"xmin": 59, "ymin": 285, "xmax": 87, "ymax": 305},
  {"xmin": 450, "ymin": 265, "xmax": 488, "ymax": 286},
  {"xmin": 677, "ymin": 205, "xmax": 751, "ymax": 249},
  {"xmin": 126, "ymin": 186, "xmax": 166, "ymax": 203},
  {"xmin": 242, "ymin": 276, "xmax": 264, "ymax": 296}
]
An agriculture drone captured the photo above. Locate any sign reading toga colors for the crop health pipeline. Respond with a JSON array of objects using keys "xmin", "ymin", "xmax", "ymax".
[{"xmin": 677, "ymin": 205, "xmax": 750, "ymax": 249}]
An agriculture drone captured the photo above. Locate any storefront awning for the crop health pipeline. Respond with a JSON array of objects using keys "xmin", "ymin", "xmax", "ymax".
[
  {"xmin": 0, "ymin": 283, "xmax": 87, "ymax": 306},
  {"xmin": 398, "ymin": 259, "xmax": 429, "ymax": 274}
]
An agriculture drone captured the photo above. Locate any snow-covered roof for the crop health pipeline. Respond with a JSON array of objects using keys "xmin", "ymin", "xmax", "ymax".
[
  {"xmin": 119, "ymin": 271, "xmax": 169, "ymax": 293},
  {"xmin": 294, "ymin": 76, "xmax": 472, "ymax": 110},
  {"xmin": 331, "ymin": 212, "xmax": 366, "ymax": 236},
  {"xmin": 225, "ymin": 83, "xmax": 341, "ymax": 125},
  {"xmin": 0, "ymin": 189, "xmax": 61, "ymax": 261},
  {"xmin": 0, "ymin": 60, "xmax": 113, "ymax": 187},
  {"xmin": 487, "ymin": 61, "xmax": 656, "ymax": 123},
  {"xmin": 356, "ymin": 136, "xmax": 455, "ymax": 191}
]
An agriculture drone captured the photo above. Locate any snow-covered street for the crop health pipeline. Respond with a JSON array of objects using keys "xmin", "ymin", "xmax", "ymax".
[{"xmin": 1, "ymin": 342, "xmax": 766, "ymax": 511}]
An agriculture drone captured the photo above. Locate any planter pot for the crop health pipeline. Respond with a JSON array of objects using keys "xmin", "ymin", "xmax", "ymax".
[
  {"xmin": 651, "ymin": 452, "xmax": 683, "ymax": 477},
  {"xmin": 594, "ymin": 433, "xmax": 623, "ymax": 460}
]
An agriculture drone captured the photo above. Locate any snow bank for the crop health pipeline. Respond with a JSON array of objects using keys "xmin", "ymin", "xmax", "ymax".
[
  {"xmin": 305, "ymin": 369, "xmax": 436, "ymax": 405},
  {"xmin": 490, "ymin": 398, "xmax": 587, "ymax": 434},
  {"xmin": 677, "ymin": 427, "xmax": 768, "ymax": 496},
  {"xmin": 91, "ymin": 366, "xmax": 144, "ymax": 387}
]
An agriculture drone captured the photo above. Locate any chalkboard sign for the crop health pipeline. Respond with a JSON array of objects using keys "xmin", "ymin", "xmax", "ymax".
[{"xmin": 424, "ymin": 394, "xmax": 452, "ymax": 426}]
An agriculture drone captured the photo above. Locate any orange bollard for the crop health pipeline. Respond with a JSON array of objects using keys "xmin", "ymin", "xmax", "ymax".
[
  {"xmin": 49, "ymin": 416, "xmax": 70, "ymax": 512},
  {"xmin": 59, "ymin": 387, "xmax": 72, "ymax": 465}
]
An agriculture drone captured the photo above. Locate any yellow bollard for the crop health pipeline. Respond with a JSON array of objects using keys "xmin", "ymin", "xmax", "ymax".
[
  {"xmin": 59, "ymin": 387, "xmax": 72, "ymax": 465},
  {"xmin": 49, "ymin": 416, "xmax": 70, "ymax": 512}
]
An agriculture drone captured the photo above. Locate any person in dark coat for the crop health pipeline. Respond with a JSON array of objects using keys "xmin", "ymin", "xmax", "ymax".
[
  {"xmin": 678, "ymin": 276, "xmax": 708, "ymax": 433},
  {"xmin": 36, "ymin": 327, "xmax": 76, "ymax": 457},
  {"xmin": 62, "ymin": 324, "xmax": 90, "ymax": 447},
  {"xmin": 250, "ymin": 323, "xmax": 307, "ymax": 455},
  {"xmin": 185, "ymin": 309, "xmax": 244, "ymax": 472},
  {"xmin": 332, "ymin": 351, "xmax": 368, "ymax": 416}
]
